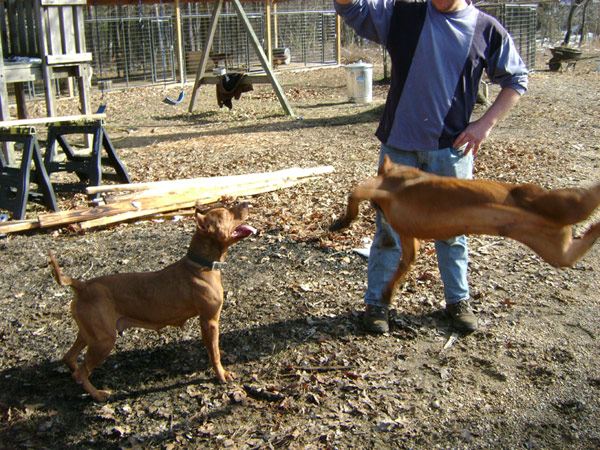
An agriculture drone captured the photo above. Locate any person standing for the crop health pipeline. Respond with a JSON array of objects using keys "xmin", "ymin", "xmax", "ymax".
[{"xmin": 334, "ymin": 0, "xmax": 529, "ymax": 333}]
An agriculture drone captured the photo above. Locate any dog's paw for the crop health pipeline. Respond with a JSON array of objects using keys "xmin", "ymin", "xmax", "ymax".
[
  {"xmin": 329, "ymin": 219, "xmax": 345, "ymax": 232},
  {"xmin": 217, "ymin": 370, "xmax": 236, "ymax": 383},
  {"xmin": 92, "ymin": 389, "xmax": 112, "ymax": 402}
]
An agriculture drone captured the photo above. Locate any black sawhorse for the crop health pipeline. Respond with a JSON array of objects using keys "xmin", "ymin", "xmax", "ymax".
[
  {"xmin": 44, "ymin": 118, "xmax": 131, "ymax": 195},
  {"xmin": 0, "ymin": 126, "xmax": 58, "ymax": 220}
]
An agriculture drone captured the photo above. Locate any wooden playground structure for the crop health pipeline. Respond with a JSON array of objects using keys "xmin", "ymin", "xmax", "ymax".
[
  {"xmin": 0, "ymin": 0, "xmax": 130, "ymax": 219},
  {"xmin": 0, "ymin": 0, "xmax": 93, "ymax": 122}
]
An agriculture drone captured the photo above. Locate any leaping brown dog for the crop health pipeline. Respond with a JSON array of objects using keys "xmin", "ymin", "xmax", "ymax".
[
  {"xmin": 49, "ymin": 202, "xmax": 256, "ymax": 401},
  {"xmin": 330, "ymin": 155, "xmax": 600, "ymax": 306}
]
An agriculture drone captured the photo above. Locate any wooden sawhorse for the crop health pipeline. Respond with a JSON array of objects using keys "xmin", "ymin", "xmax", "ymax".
[
  {"xmin": 44, "ymin": 118, "xmax": 131, "ymax": 196},
  {"xmin": 0, "ymin": 126, "xmax": 58, "ymax": 220}
]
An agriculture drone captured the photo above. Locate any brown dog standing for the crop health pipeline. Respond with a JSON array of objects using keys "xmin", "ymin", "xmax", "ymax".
[
  {"xmin": 49, "ymin": 202, "xmax": 256, "ymax": 401},
  {"xmin": 331, "ymin": 155, "xmax": 600, "ymax": 306}
]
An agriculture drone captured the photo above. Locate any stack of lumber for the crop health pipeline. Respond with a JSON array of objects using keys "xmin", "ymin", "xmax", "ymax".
[{"xmin": 0, "ymin": 166, "xmax": 334, "ymax": 234}]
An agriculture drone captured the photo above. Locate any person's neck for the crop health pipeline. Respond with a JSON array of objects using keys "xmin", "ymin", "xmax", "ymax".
[{"xmin": 433, "ymin": 0, "xmax": 469, "ymax": 13}]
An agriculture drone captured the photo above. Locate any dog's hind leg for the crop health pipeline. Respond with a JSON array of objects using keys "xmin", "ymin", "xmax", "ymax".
[
  {"xmin": 507, "ymin": 220, "xmax": 600, "ymax": 267},
  {"xmin": 72, "ymin": 334, "xmax": 116, "ymax": 401},
  {"xmin": 380, "ymin": 236, "xmax": 420, "ymax": 306},
  {"xmin": 554, "ymin": 222, "xmax": 600, "ymax": 267},
  {"xmin": 63, "ymin": 331, "xmax": 86, "ymax": 372}
]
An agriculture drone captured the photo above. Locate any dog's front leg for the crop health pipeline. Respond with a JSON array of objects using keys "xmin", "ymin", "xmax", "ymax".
[
  {"xmin": 380, "ymin": 236, "xmax": 420, "ymax": 305},
  {"xmin": 200, "ymin": 316, "xmax": 232, "ymax": 383}
]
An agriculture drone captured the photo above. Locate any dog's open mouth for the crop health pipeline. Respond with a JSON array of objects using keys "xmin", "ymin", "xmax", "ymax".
[{"xmin": 232, "ymin": 224, "xmax": 257, "ymax": 239}]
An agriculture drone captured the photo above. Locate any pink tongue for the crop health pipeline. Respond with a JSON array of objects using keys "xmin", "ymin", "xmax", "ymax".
[{"xmin": 232, "ymin": 225, "xmax": 257, "ymax": 238}]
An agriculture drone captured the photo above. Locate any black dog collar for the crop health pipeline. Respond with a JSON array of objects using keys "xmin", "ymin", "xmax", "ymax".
[{"xmin": 186, "ymin": 251, "xmax": 227, "ymax": 271}]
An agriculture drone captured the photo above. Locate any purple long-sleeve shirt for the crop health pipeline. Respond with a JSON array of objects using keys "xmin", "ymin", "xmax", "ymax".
[{"xmin": 335, "ymin": 0, "xmax": 529, "ymax": 150}]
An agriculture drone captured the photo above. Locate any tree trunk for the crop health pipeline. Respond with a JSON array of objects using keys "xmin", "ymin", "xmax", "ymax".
[
  {"xmin": 578, "ymin": 0, "xmax": 592, "ymax": 45},
  {"xmin": 563, "ymin": 0, "xmax": 585, "ymax": 46},
  {"xmin": 562, "ymin": 4, "xmax": 577, "ymax": 46}
]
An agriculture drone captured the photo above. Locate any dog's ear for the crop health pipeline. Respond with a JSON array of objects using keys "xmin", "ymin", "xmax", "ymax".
[
  {"xmin": 231, "ymin": 202, "xmax": 249, "ymax": 220},
  {"xmin": 194, "ymin": 210, "xmax": 207, "ymax": 231},
  {"xmin": 379, "ymin": 154, "xmax": 393, "ymax": 175}
]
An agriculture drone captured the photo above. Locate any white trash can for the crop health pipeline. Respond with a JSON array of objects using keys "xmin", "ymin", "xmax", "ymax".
[{"xmin": 345, "ymin": 61, "xmax": 373, "ymax": 103}]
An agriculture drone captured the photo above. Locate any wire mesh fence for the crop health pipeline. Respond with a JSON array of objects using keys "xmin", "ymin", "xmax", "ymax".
[
  {"xmin": 86, "ymin": 5, "xmax": 178, "ymax": 90},
  {"xmin": 83, "ymin": 0, "xmax": 339, "ymax": 91},
  {"xmin": 478, "ymin": 3, "xmax": 537, "ymax": 71}
]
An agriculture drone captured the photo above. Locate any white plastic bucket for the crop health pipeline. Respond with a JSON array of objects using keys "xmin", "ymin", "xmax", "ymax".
[{"xmin": 345, "ymin": 61, "xmax": 373, "ymax": 103}]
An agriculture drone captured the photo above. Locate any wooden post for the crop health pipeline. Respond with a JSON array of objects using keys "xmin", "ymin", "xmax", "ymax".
[
  {"xmin": 34, "ymin": 0, "xmax": 57, "ymax": 117},
  {"xmin": 265, "ymin": 0, "xmax": 272, "ymax": 66},
  {"xmin": 273, "ymin": 1, "xmax": 278, "ymax": 49},
  {"xmin": 174, "ymin": 0, "xmax": 185, "ymax": 85},
  {"xmin": 0, "ymin": 45, "xmax": 15, "ymax": 164},
  {"xmin": 336, "ymin": 13, "xmax": 341, "ymax": 66},
  {"xmin": 230, "ymin": 0, "xmax": 294, "ymax": 117},
  {"xmin": 188, "ymin": 0, "xmax": 224, "ymax": 113}
]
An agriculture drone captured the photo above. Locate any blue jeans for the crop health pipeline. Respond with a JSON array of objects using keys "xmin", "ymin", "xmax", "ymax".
[{"xmin": 365, "ymin": 143, "xmax": 474, "ymax": 307}]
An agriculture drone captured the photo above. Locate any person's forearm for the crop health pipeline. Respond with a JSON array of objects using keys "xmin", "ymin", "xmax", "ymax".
[
  {"xmin": 478, "ymin": 87, "xmax": 522, "ymax": 129},
  {"xmin": 453, "ymin": 87, "xmax": 522, "ymax": 154}
]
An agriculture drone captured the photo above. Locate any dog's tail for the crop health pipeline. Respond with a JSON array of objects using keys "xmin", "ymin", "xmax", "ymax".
[
  {"xmin": 48, "ymin": 251, "xmax": 74, "ymax": 287},
  {"xmin": 330, "ymin": 187, "xmax": 392, "ymax": 232}
]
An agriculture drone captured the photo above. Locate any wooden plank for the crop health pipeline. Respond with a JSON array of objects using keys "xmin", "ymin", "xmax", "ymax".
[
  {"xmin": 47, "ymin": 6, "xmax": 63, "ymax": 56},
  {"xmin": 78, "ymin": 178, "xmax": 312, "ymax": 230},
  {"xmin": 265, "ymin": 0, "xmax": 272, "ymax": 66},
  {"xmin": 78, "ymin": 201, "xmax": 198, "ymax": 229},
  {"xmin": 25, "ymin": 0, "xmax": 37, "ymax": 55},
  {"xmin": 86, "ymin": 166, "xmax": 335, "ymax": 194},
  {"xmin": 37, "ymin": 201, "xmax": 136, "ymax": 228},
  {"xmin": 0, "ymin": 166, "xmax": 334, "ymax": 233},
  {"xmin": 0, "ymin": 3, "xmax": 8, "ymax": 57},
  {"xmin": 15, "ymin": 0, "xmax": 28, "ymax": 55},
  {"xmin": 4, "ymin": 63, "xmax": 43, "ymax": 83},
  {"xmin": 0, "ymin": 33, "xmax": 9, "ymax": 124},
  {"xmin": 34, "ymin": 0, "xmax": 58, "ymax": 117},
  {"xmin": 61, "ymin": 5, "xmax": 77, "ymax": 55},
  {"xmin": 0, "ymin": 219, "xmax": 39, "ymax": 234},
  {"xmin": 7, "ymin": 0, "xmax": 19, "ymax": 54},
  {"xmin": 46, "ymin": 52, "xmax": 92, "ymax": 65},
  {"xmin": 41, "ymin": 0, "xmax": 88, "ymax": 6},
  {"xmin": 0, "ymin": 113, "xmax": 106, "ymax": 127},
  {"xmin": 73, "ymin": 4, "xmax": 85, "ymax": 53},
  {"xmin": 199, "ymin": 74, "xmax": 270, "ymax": 85},
  {"xmin": 174, "ymin": 0, "xmax": 185, "ymax": 86}
]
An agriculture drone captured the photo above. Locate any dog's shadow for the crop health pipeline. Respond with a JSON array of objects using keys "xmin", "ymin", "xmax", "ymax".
[
  {"xmin": 0, "ymin": 308, "xmax": 454, "ymax": 448},
  {"xmin": 0, "ymin": 307, "xmax": 448, "ymax": 399}
]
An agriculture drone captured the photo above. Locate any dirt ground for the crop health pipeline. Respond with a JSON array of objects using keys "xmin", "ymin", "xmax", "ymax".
[{"xmin": 1, "ymin": 46, "xmax": 599, "ymax": 449}]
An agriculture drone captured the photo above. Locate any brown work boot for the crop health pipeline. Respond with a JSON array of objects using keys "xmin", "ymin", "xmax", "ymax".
[
  {"xmin": 445, "ymin": 300, "xmax": 478, "ymax": 332},
  {"xmin": 363, "ymin": 304, "xmax": 390, "ymax": 333}
]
